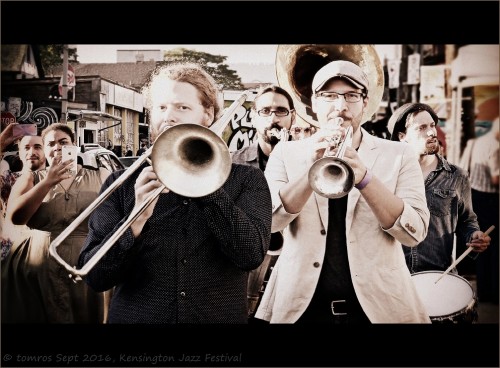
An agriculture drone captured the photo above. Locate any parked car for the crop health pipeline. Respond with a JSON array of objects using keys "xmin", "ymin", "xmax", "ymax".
[
  {"xmin": 118, "ymin": 156, "xmax": 140, "ymax": 168},
  {"xmin": 79, "ymin": 144, "xmax": 125, "ymax": 172}
]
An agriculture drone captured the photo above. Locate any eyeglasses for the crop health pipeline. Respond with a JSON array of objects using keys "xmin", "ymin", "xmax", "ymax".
[
  {"xmin": 257, "ymin": 107, "xmax": 292, "ymax": 117},
  {"xmin": 315, "ymin": 91, "xmax": 365, "ymax": 103},
  {"xmin": 292, "ymin": 127, "xmax": 315, "ymax": 134}
]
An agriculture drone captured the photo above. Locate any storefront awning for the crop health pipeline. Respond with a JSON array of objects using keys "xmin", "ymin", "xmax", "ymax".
[{"xmin": 67, "ymin": 109, "xmax": 122, "ymax": 123}]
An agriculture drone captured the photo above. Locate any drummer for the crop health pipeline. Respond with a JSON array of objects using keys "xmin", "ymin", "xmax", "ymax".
[{"xmin": 388, "ymin": 103, "xmax": 491, "ymax": 274}]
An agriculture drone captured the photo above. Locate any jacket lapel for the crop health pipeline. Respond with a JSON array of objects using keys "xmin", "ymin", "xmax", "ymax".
[{"xmin": 346, "ymin": 129, "xmax": 378, "ymax": 234}]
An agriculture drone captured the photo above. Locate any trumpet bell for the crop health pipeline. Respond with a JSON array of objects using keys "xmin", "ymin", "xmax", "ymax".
[
  {"xmin": 308, "ymin": 157, "xmax": 355, "ymax": 199},
  {"xmin": 151, "ymin": 124, "xmax": 232, "ymax": 198}
]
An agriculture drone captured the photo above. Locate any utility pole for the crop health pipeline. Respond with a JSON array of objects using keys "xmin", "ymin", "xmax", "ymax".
[{"xmin": 60, "ymin": 44, "xmax": 68, "ymax": 124}]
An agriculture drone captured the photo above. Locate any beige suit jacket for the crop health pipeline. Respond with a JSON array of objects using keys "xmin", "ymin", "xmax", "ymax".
[{"xmin": 255, "ymin": 129, "xmax": 431, "ymax": 323}]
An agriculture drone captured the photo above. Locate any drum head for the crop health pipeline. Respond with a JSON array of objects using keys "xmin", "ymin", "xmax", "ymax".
[{"xmin": 411, "ymin": 271, "xmax": 475, "ymax": 318}]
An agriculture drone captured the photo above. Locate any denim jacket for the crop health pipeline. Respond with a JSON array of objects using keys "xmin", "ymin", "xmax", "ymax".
[{"xmin": 403, "ymin": 155, "xmax": 480, "ymax": 273}]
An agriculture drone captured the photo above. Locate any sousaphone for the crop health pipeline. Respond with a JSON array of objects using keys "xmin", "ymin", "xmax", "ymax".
[{"xmin": 275, "ymin": 44, "xmax": 385, "ymax": 127}]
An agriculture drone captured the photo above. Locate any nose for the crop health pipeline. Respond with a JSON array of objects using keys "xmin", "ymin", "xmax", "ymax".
[
  {"xmin": 162, "ymin": 108, "xmax": 178, "ymax": 125},
  {"xmin": 270, "ymin": 113, "xmax": 281, "ymax": 123},
  {"xmin": 332, "ymin": 96, "xmax": 348, "ymax": 111},
  {"xmin": 427, "ymin": 129, "xmax": 435, "ymax": 137}
]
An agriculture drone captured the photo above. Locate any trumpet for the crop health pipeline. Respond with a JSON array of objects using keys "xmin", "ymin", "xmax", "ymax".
[
  {"xmin": 49, "ymin": 92, "xmax": 249, "ymax": 281},
  {"xmin": 268, "ymin": 127, "xmax": 290, "ymax": 142},
  {"xmin": 308, "ymin": 123, "xmax": 354, "ymax": 198}
]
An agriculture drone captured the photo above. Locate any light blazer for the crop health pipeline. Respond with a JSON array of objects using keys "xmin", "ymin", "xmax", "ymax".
[{"xmin": 255, "ymin": 128, "xmax": 431, "ymax": 323}]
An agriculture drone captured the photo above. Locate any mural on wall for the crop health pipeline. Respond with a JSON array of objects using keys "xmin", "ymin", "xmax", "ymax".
[
  {"xmin": 474, "ymin": 86, "xmax": 499, "ymax": 138},
  {"xmin": 226, "ymin": 104, "xmax": 255, "ymax": 152},
  {"xmin": 221, "ymin": 100, "xmax": 258, "ymax": 153},
  {"xmin": 1, "ymin": 96, "xmax": 59, "ymax": 132}
]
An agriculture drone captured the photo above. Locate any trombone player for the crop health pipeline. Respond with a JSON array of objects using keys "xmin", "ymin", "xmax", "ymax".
[
  {"xmin": 256, "ymin": 59, "xmax": 431, "ymax": 323},
  {"xmin": 78, "ymin": 62, "xmax": 272, "ymax": 324}
]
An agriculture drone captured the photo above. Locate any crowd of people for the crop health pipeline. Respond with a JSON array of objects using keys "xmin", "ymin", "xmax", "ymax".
[{"xmin": 1, "ymin": 57, "xmax": 497, "ymax": 325}]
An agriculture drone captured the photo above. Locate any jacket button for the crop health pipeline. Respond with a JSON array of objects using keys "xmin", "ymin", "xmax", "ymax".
[
  {"xmin": 320, "ymin": 229, "xmax": 326, "ymax": 235},
  {"xmin": 180, "ymin": 291, "xmax": 186, "ymax": 297},
  {"xmin": 182, "ymin": 259, "xmax": 187, "ymax": 265},
  {"xmin": 313, "ymin": 262, "xmax": 320, "ymax": 268},
  {"xmin": 410, "ymin": 226, "xmax": 416, "ymax": 233},
  {"xmin": 405, "ymin": 223, "xmax": 410, "ymax": 228},
  {"xmin": 183, "ymin": 199, "xmax": 189, "ymax": 205}
]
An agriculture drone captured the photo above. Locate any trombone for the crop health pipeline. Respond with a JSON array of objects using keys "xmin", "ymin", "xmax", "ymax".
[{"xmin": 49, "ymin": 91, "xmax": 249, "ymax": 281}]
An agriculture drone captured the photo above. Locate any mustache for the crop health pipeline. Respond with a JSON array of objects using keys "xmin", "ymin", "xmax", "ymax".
[{"xmin": 264, "ymin": 123, "xmax": 283, "ymax": 133}]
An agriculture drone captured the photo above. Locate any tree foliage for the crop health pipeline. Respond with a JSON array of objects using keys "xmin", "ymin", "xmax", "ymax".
[
  {"xmin": 38, "ymin": 45, "xmax": 78, "ymax": 76},
  {"xmin": 162, "ymin": 48, "xmax": 244, "ymax": 90}
]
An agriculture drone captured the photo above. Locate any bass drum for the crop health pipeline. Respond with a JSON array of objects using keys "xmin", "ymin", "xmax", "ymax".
[{"xmin": 411, "ymin": 271, "xmax": 478, "ymax": 324}]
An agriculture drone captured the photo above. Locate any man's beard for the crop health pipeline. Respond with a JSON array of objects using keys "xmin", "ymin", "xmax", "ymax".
[
  {"xmin": 27, "ymin": 159, "xmax": 43, "ymax": 171},
  {"xmin": 423, "ymin": 141, "xmax": 439, "ymax": 155},
  {"xmin": 264, "ymin": 134, "xmax": 280, "ymax": 146}
]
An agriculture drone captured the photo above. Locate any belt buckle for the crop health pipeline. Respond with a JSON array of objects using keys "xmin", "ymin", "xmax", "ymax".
[{"xmin": 331, "ymin": 300, "xmax": 347, "ymax": 316}]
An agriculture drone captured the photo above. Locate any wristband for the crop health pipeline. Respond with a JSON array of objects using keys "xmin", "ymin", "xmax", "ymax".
[{"xmin": 355, "ymin": 169, "xmax": 372, "ymax": 190}]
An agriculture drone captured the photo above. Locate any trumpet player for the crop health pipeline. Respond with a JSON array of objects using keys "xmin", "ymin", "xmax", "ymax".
[
  {"xmin": 231, "ymin": 84, "xmax": 295, "ymax": 322},
  {"xmin": 256, "ymin": 60, "xmax": 431, "ymax": 323},
  {"xmin": 78, "ymin": 63, "xmax": 272, "ymax": 324},
  {"xmin": 232, "ymin": 84, "xmax": 295, "ymax": 171}
]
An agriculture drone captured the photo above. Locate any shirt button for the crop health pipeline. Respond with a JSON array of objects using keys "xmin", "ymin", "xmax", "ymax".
[
  {"xmin": 182, "ymin": 259, "xmax": 187, "ymax": 265},
  {"xmin": 183, "ymin": 199, "xmax": 189, "ymax": 205},
  {"xmin": 180, "ymin": 291, "xmax": 186, "ymax": 297},
  {"xmin": 313, "ymin": 262, "xmax": 320, "ymax": 268},
  {"xmin": 320, "ymin": 229, "xmax": 326, "ymax": 235}
]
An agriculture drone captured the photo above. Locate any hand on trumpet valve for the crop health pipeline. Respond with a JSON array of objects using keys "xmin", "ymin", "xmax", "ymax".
[
  {"xmin": 279, "ymin": 128, "xmax": 290, "ymax": 142},
  {"xmin": 269, "ymin": 127, "xmax": 289, "ymax": 141}
]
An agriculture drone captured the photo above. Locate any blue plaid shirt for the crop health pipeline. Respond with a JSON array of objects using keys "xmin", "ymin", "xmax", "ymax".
[{"xmin": 403, "ymin": 155, "xmax": 480, "ymax": 273}]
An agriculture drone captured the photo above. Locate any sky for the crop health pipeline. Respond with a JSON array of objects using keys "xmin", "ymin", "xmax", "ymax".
[
  {"xmin": 77, "ymin": 45, "xmax": 280, "ymax": 64},
  {"xmin": 77, "ymin": 44, "xmax": 398, "ymax": 64},
  {"xmin": 76, "ymin": 45, "xmax": 399, "ymax": 84}
]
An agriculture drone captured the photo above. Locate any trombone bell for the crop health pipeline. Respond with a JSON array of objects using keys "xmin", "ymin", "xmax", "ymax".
[{"xmin": 151, "ymin": 124, "xmax": 232, "ymax": 198}]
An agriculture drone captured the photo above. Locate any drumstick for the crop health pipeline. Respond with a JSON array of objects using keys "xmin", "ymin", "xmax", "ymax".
[{"xmin": 435, "ymin": 225, "xmax": 495, "ymax": 284}]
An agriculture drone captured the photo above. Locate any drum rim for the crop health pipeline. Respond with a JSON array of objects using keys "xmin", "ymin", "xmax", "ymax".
[{"xmin": 411, "ymin": 270, "xmax": 473, "ymax": 285}]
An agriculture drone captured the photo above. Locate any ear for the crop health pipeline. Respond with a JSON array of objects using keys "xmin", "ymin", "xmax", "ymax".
[
  {"xmin": 311, "ymin": 95, "xmax": 318, "ymax": 113},
  {"xmin": 290, "ymin": 109, "xmax": 296, "ymax": 126},
  {"xmin": 398, "ymin": 131, "xmax": 406, "ymax": 142},
  {"xmin": 363, "ymin": 95, "xmax": 369, "ymax": 110},
  {"xmin": 203, "ymin": 107, "xmax": 215, "ymax": 128}
]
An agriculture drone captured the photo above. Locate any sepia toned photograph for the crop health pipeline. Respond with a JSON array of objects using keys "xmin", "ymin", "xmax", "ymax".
[{"xmin": 1, "ymin": 1, "xmax": 498, "ymax": 368}]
